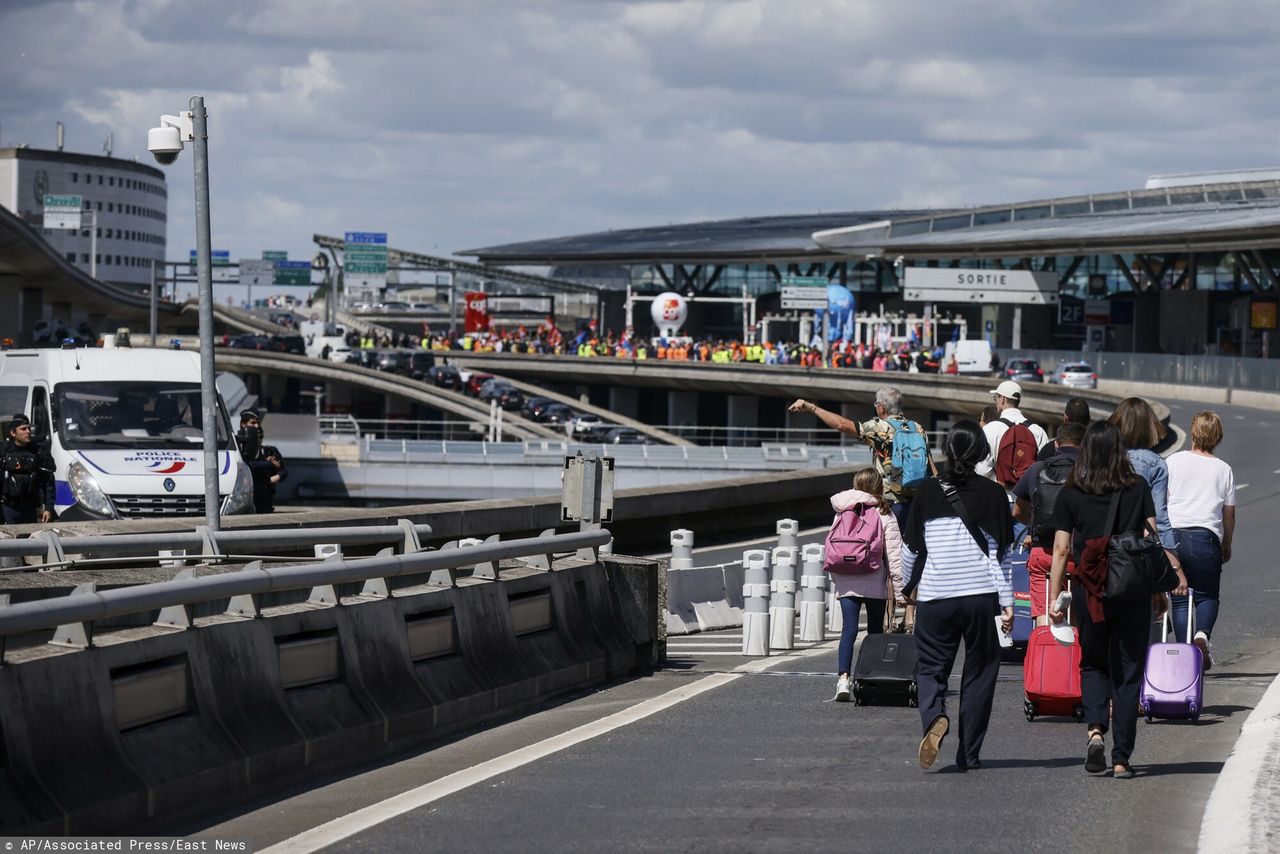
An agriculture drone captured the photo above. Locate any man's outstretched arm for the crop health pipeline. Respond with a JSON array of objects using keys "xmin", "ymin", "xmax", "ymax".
[{"xmin": 787, "ymin": 398, "xmax": 860, "ymax": 437}]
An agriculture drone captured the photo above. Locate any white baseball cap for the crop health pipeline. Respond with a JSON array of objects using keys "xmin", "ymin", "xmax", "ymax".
[{"xmin": 990, "ymin": 380, "xmax": 1022, "ymax": 399}]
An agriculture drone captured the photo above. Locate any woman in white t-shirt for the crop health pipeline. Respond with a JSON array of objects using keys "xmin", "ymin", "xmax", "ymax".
[{"xmin": 1165, "ymin": 411, "xmax": 1237, "ymax": 669}]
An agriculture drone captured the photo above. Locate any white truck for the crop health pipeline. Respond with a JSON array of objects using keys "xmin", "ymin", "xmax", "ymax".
[{"xmin": 0, "ymin": 345, "xmax": 254, "ymax": 521}]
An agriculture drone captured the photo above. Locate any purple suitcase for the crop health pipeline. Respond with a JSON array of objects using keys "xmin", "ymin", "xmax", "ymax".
[{"xmin": 1140, "ymin": 591, "xmax": 1204, "ymax": 722}]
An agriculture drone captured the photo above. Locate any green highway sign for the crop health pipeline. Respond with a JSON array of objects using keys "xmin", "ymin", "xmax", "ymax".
[
  {"xmin": 780, "ymin": 275, "xmax": 828, "ymax": 287},
  {"xmin": 344, "ymin": 231, "xmax": 388, "ymax": 286},
  {"xmin": 42, "ymin": 194, "xmax": 82, "ymax": 230},
  {"xmin": 274, "ymin": 260, "xmax": 312, "ymax": 286},
  {"xmin": 262, "ymin": 250, "xmax": 287, "ymax": 261}
]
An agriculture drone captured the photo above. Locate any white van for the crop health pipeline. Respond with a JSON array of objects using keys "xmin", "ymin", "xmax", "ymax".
[
  {"xmin": 944, "ymin": 339, "xmax": 995, "ymax": 377},
  {"xmin": 0, "ymin": 347, "xmax": 254, "ymax": 521}
]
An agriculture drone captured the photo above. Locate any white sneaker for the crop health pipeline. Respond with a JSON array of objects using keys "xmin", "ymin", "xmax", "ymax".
[
  {"xmin": 1193, "ymin": 631, "xmax": 1213, "ymax": 671},
  {"xmin": 835, "ymin": 674, "xmax": 852, "ymax": 702}
]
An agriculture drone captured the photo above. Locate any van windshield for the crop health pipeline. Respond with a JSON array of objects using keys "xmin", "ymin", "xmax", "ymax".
[{"xmin": 54, "ymin": 382, "xmax": 232, "ymax": 450}]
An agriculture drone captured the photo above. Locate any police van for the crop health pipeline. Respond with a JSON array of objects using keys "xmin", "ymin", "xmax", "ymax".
[{"xmin": 0, "ymin": 344, "xmax": 254, "ymax": 520}]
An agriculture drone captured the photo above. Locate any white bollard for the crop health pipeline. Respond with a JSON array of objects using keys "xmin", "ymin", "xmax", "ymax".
[
  {"xmin": 827, "ymin": 575, "xmax": 843, "ymax": 633},
  {"xmin": 769, "ymin": 546, "xmax": 798, "ymax": 650},
  {"xmin": 669, "ymin": 529, "xmax": 694, "ymax": 569},
  {"xmin": 741, "ymin": 548, "xmax": 771, "ymax": 656},
  {"xmin": 798, "ymin": 543, "xmax": 826, "ymax": 642},
  {"xmin": 776, "ymin": 519, "xmax": 799, "ymax": 553}
]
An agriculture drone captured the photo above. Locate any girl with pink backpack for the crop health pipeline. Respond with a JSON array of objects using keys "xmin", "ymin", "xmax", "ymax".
[{"xmin": 827, "ymin": 468, "xmax": 904, "ymax": 701}]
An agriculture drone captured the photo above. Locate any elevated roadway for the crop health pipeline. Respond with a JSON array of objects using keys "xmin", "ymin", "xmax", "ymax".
[
  {"xmin": 450, "ymin": 352, "xmax": 1160, "ymax": 426},
  {"xmin": 208, "ymin": 349, "xmax": 563, "ymax": 441}
]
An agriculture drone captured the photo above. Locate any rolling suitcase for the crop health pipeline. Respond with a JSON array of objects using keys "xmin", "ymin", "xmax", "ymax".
[
  {"xmin": 1007, "ymin": 548, "xmax": 1033, "ymax": 652},
  {"xmin": 852, "ymin": 600, "xmax": 917, "ymax": 707},
  {"xmin": 1141, "ymin": 591, "xmax": 1204, "ymax": 722},
  {"xmin": 1023, "ymin": 584, "xmax": 1082, "ymax": 721}
]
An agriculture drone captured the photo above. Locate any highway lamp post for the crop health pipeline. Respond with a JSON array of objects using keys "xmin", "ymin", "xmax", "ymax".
[{"xmin": 148, "ymin": 96, "xmax": 220, "ymax": 530}]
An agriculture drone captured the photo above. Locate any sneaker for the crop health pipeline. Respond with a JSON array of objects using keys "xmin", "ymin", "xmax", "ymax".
[
  {"xmin": 1193, "ymin": 631, "xmax": 1213, "ymax": 671},
  {"xmin": 834, "ymin": 675, "xmax": 851, "ymax": 702},
  {"xmin": 918, "ymin": 715, "xmax": 949, "ymax": 769}
]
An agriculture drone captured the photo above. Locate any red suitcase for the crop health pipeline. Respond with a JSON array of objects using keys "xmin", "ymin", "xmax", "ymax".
[{"xmin": 1023, "ymin": 586, "xmax": 1083, "ymax": 721}]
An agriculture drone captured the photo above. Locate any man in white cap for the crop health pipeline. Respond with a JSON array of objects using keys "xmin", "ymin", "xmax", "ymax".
[{"xmin": 976, "ymin": 380, "xmax": 1049, "ymax": 483}]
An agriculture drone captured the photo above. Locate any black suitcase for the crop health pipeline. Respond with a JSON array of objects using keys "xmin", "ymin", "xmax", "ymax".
[{"xmin": 852, "ymin": 633, "xmax": 918, "ymax": 707}]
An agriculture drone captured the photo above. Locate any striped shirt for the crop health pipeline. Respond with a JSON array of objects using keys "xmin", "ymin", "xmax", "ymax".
[{"xmin": 901, "ymin": 476, "xmax": 1014, "ymax": 608}]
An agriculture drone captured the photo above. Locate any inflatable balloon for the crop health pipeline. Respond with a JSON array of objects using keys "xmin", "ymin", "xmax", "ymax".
[{"xmin": 650, "ymin": 291, "xmax": 688, "ymax": 338}]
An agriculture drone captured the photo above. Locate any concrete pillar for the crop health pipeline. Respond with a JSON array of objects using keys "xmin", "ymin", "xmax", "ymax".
[
  {"xmin": 609, "ymin": 385, "xmax": 638, "ymax": 419},
  {"xmin": 768, "ymin": 546, "xmax": 798, "ymax": 650},
  {"xmin": 741, "ymin": 548, "xmax": 771, "ymax": 656},
  {"xmin": 667, "ymin": 390, "xmax": 698, "ymax": 428},
  {"xmin": 20, "ymin": 288, "xmax": 44, "ymax": 347},
  {"xmin": 726, "ymin": 394, "xmax": 758, "ymax": 428},
  {"xmin": 798, "ymin": 543, "xmax": 826, "ymax": 642}
]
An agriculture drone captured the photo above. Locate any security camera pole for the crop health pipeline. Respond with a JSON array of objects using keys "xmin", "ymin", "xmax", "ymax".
[{"xmin": 189, "ymin": 96, "xmax": 219, "ymax": 530}]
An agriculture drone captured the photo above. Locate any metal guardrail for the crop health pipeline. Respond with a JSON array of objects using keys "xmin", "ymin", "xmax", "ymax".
[
  {"xmin": 0, "ymin": 522, "xmax": 435, "ymax": 569},
  {"xmin": 355, "ymin": 439, "xmax": 873, "ymax": 468},
  {"xmin": 1005, "ymin": 349, "xmax": 1280, "ymax": 395},
  {"xmin": 0, "ymin": 528, "xmax": 612, "ymax": 651}
]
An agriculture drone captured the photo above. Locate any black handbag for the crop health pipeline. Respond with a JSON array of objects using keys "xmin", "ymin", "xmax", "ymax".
[{"xmin": 1102, "ymin": 490, "xmax": 1178, "ymax": 601}]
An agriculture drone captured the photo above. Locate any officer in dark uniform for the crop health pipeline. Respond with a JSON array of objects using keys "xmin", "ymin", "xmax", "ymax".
[
  {"xmin": 237, "ymin": 409, "xmax": 287, "ymax": 513},
  {"xmin": 1, "ymin": 414, "xmax": 55, "ymax": 524}
]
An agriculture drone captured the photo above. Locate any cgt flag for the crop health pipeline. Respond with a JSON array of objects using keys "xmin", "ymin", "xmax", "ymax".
[{"xmin": 464, "ymin": 291, "xmax": 490, "ymax": 333}]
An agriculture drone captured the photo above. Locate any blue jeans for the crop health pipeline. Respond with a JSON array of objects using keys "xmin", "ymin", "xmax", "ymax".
[
  {"xmin": 891, "ymin": 498, "xmax": 911, "ymax": 529},
  {"xmin": 1169, "ymin": 527, "xmax": 1222, "ymax": 642},
  {"xmin": 838, "ymin": 596, "xmax": 886, "ymax": 675}
]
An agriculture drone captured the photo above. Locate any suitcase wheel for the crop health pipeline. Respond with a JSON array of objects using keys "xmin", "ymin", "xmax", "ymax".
[
  {"xmin": 1072, "ymin": 705, "xmax": 1085, "ymax": 723},
  {"xmin": 907, "ymin": 684, "xmax": 918, "ymax": 708},
  {"xmin": 851, "ymin": 683, "xmax": 863, "ymax": 706},
  {"xmin": 1023, "ymin": 700, "xmax": 1036, "ymax": 722},
  {"xmin": 1145, "ymin": 715, "xmax": 1154, "ymax": 724},
  {"xmin": 1189, "ymin": 702, "xmax": 1199, "ymax": 722}
]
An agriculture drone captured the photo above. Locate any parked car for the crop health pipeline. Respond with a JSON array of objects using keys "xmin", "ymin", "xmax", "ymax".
[
  {"xmin": 498, "ymin": 387, "xmax": 525, "ymax": 411},
  {"xmin": 478, "ymin": 378, "xmax": 517, "ymax": 403},
  {"xmin": 227, "ymin": 333, "xmax": 270, "ymax": 350},
  {"xmin": 466, "ymin": 373, "xmax": 496, "ymax": 397},
  {"xmin": 427, "ymin": 364, "xmax": 463, "ymax": 391},
  {"xmin": 602, "ymin": 426, "xmax": 650, "ymax": 445},
  {"xmin": 522, "ymin": 396, "xmax": 555, "ymax": 421},
  {"xmin": 541, "ymin": 403, "xmax": 575, "ymax": 427},
  {"xmin": 410, "ymin": 302, "xmax": 442, "ymax": 313},
  {"xmin": 567, "ymin": 413, "xmax": 606, "ymax": 441},
  {"xmin": 352, "ymin": 303, "xmax": 377, "ymax": 314},
  {"xmin": 1050, "ymin": 361, "xmax": 1098, "ymax": 389},
  {"xmin": 375, "ymin": 351, "xmax": 411, "ymax": 374},
  {"xmin": 379, "ymin": 300, "xmax": 411, "ymax": 313},
  {"xmin": 1003, "ymin": 358, "xmax": 1044, "ymax": 383},
  {"xmin": 406, "ymin": 351, "xmax": 435, "ymax": 380},
  {"xmin": 268, "ymin": 334, "xmax": 305, "ymax": 355},
  {"xmin": 345, "ymin": 349, "xmax": 380, "ymax": 370}
]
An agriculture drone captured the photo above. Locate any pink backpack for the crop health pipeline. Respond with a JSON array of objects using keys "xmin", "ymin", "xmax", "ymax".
[{"xmin": 823, "ymin": 503, "xmax": 884, "ymax": 575}]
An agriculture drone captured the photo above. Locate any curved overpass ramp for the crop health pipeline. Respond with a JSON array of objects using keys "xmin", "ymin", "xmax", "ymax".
[
  {"xmin": 206, "ymin": 349, "xmax": 564, "ymax": 440},
  {"xmin": 445, "ymin": 353, "xmax": 1165, "ymax": 426}
]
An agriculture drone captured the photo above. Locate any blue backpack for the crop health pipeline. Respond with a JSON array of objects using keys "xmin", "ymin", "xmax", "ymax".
[{"xmin": 887, "ymin": 418, "xmax": 930, "ymax": 489}]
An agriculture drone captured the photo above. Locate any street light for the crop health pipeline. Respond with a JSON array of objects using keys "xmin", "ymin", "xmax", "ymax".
[{"xmin": 147, "ymin": 96, "xmax": 221, "ymax": 530}]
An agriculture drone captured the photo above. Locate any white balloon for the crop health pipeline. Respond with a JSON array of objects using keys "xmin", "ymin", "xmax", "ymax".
[{"xmin": 650, "ymin": 292, "xmax": 688, "ymax": 337}]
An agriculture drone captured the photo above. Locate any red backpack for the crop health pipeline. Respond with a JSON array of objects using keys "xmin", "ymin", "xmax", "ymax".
[
  {"xmin": 822, "ymin": 503, "xmax": 884, "ymax": 575},
  {"xmin": 995, "ymin": 418, "xmax": 1037, "ymax": 488}
]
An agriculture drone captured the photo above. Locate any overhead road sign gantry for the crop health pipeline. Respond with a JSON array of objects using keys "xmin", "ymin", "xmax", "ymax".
[
  {"xmin": 780, "ymin": 275, "xmax": 829, "ymax": 309},
  {"xmin": 274, "ymin": 260, "xmax": 312, "ymax": 286},
  {"xmin": 344, "ymin": 231, "xmax": 388, "ymax": 290}
]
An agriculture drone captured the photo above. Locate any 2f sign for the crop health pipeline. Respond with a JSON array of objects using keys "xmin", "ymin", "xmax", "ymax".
[{"xmin": 1059, "ymin": 300, "xmax": 1084, "ymax": 325}]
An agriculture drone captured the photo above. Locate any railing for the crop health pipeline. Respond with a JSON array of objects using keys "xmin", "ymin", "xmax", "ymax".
[
  {"xmin": 0, "ymin": 529, "xmax": 612, "ymax": 657},
  {"xmin": 0, "ymin": 521, "xmax": 436, "ymax": 572},
  {"xmin": 1005, "ymin": 349, "xmax": 1280, "ymax": 395},
  {"xmin": 320, "ymin": 416, "xmax": 484, "ymax": 443}
]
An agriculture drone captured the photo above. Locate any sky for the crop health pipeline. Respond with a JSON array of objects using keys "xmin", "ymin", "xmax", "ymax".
[{"xmin": 3, "ymin": 0, "xmax": 1280, "ymax": 267}]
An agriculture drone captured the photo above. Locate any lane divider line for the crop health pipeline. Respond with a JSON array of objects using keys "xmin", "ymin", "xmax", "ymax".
[{"xmin": 1198, "ymin": 668, "xmax": 1280, "ymax": 852}]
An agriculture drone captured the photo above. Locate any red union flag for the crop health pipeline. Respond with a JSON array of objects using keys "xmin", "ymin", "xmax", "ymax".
[{"xmin": 464, "ymin": 291, "xmax": 490, "ymax": 332}]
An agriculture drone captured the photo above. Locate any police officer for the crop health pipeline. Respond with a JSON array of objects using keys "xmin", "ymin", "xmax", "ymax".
[
  {"xmin": 1, "ymin": 414, "xmax": 55, "ymax": 524},
  {"xmin": 237, "ymin": 409, "xmax": 286, "ymax": 513}
]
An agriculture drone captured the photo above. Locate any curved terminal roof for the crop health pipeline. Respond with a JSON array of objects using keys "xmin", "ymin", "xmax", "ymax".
[{"xmin": 463, "ymin": 176, "xmax": 1280, "ymax": 266}]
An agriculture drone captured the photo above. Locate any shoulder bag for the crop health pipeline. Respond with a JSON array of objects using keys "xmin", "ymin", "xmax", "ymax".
[{"xmin": 1102, "ymin": 490, "xmax": 1178, "ymax": 601}]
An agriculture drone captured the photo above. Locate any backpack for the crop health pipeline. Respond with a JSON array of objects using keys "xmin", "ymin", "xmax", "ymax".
[
  {"xmin": 995, "ymin": 417, "xmax": 1038, "ymax": 488},
  {"xmin": 1031, "ymin": 455, "xmax": 1074, "ymax": 548},
  {"xmin": 887, "ymin": 418, "xmax": 930, "ymax": 489},
  {"xmin": 823, "ymin": 502, "xmax": 885, "ymax": 575},
  {"xmin": 0, "ymin": 445, "xmax": 38, "ymax": 505}
]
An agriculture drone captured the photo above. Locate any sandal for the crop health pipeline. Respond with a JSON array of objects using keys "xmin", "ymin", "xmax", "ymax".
[
  {"xmin": 1086, "ymin": 734, "xmax": 1106, "ymax": 773},
  {"xmin": 1113, "ymin": 763, "xmax": 1135, "ymax": 779}
]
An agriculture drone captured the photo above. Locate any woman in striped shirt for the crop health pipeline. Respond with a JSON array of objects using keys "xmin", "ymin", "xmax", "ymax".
[{"xmin": 902, "ymin": 420, "xmax": 1014, "ymax": 771}]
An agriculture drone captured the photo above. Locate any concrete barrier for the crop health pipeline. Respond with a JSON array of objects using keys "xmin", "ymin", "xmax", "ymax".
[{"xmin": 0, "ymin": 554, "xmax": 659, "ymax": 835}]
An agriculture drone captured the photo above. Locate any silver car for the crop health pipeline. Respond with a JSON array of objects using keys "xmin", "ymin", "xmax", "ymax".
[{"xmin": 1051, "ymin": 361, "xmax": 1098, "ymax": 389}]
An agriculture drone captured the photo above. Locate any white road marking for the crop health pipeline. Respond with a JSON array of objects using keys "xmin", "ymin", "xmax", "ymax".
[
  {"xmin": 1198, "ymin": 670, "xmax": 1280, "ymax": 852},
  {"xmin": 1237, "ymin": 483, "xmax": 1250, "ymax": 490},
  {"xmin": 262, "ymin": 641, "xmax": 838, "ymax": 854},
  {"xmin": 1273, "ymin": 468, "xmax": 1280, "ymax": 475}
]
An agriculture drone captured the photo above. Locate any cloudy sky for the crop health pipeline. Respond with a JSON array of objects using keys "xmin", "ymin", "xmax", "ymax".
[{"xmin": 3, "ymin": 0, "xmax": 1279, "ymax": 265}]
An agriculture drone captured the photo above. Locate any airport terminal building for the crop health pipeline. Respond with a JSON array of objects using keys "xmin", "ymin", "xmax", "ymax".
[{"xmin": 464, "ymin": 169, "xmax": 1280, "ymax": 358}]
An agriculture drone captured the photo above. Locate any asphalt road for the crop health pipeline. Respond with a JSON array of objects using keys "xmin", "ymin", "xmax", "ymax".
[{"xmin": 197, "ymin": 399, "xmax": 1280, "ymax": 853}]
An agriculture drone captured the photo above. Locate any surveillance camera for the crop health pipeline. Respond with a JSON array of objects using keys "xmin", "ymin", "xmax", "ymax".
[{"xmin": 148, "ymin": 125, "xmax": 183, "ymax": 165}]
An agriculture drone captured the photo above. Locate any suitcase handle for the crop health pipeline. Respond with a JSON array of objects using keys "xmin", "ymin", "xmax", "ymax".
[{"xmin": 1161, "ymin": 588, "xmax": 1195, "ymax": 643}]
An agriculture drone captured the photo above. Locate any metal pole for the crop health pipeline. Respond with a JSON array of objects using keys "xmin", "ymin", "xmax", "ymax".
[
  {"xmin": 149, "ymin": 259, "xmax": 158, "ymax": 347},
  {"xmin": 190, "ymin": 95, "xmax": 220, "ymax": 530},
  {"xmin": 90, "ymin": 210, "xmax": 97, "ymax": 279},
  {"xmin": 449, "ymin": 273, "xmax": 459, "ymax": 335}
]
